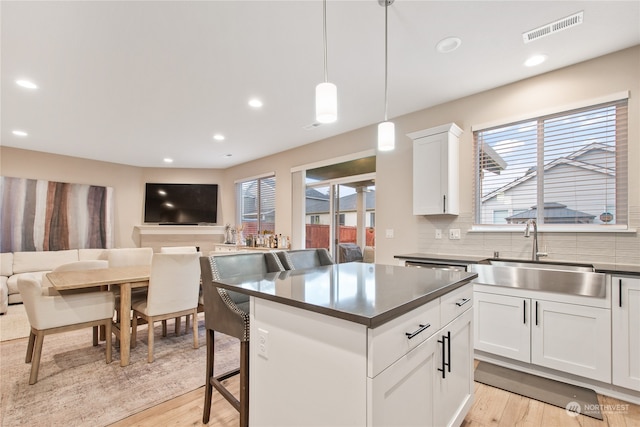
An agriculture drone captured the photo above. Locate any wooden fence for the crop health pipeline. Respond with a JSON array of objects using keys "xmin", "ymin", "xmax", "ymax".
[{"xmin": 305, "ymin": 224, "xmax": 375, "ymax": 249}]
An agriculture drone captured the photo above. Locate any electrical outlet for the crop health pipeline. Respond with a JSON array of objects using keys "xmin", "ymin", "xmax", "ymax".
[
  {"xmin": 435, "ymin": 229, "xmax": 442, "ymax": 239},
  {"xmin": 449, "ymin": 229, "xmax": 461, "ymax": 240},
  {"xmin": 258, "ymin": 328, "xmax": 269, "ymax": 359}
]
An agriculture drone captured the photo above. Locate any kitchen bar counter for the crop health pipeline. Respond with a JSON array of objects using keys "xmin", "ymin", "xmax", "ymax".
[
  {"xmin": 208, "ymin": 262, "xmax": 478, "ymax": 426},
  {"xmin": 395, "ymin": 253, "xmax": 640, "ymax": 276},
  {"xmin": 210, "ymin": 261, "xmax": 477, "ymax": 328}
]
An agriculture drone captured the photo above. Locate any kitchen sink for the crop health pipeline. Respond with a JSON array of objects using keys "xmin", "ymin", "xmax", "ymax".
[
  {"xmin": 469, "ymin": 261, "xmax": 606, "ymax": 298},
  {"xmin": 484, "ymin": 258, "xmax": 595, "ymax": 272}
]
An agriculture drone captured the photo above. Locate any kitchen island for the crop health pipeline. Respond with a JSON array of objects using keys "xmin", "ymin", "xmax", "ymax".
[{"xmin": 211, "ymin": 262, "xmax": 477, "ymax": 426}]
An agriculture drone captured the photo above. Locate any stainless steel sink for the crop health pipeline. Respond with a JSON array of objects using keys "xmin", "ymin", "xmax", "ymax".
[
  {"xmin": 469, "ymin": 262, "xmax": 606, "ymax": 298},
  {"xmin": 486, "ymin": 259, "xmax": 595, "ymax": 272}
]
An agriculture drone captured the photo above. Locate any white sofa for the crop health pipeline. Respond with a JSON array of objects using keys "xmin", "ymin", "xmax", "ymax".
[{"xmin": 1, "ymin": 248, "xmax": 111, "ymax": 314}]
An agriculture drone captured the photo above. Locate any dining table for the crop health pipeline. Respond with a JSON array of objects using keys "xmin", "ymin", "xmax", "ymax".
[{"xmin": 46, "ymin": 265, "xmax": 150, "ymax": 367}]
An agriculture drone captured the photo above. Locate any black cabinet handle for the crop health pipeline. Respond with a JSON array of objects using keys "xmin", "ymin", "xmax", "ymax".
[
  {"xmin": 405, "ymin": 323, "xmax": 430, "ymax": 340},
  {"xmin": 446, "ymin": 331, "xmax": 451, "ymax": 373},
  {"xmin": 437, "ymin": 333, "xmax": 448, "ymax": 378},
  {"xmin": 455, "ymin": 298, "xmax": 471, "ymax": 307},
  {"xmin": 535, "ymin": 301, "xmax": 539, "ymax": 326},
  {"xmin": 443, "ymin": 195, "xmax": 446, "ymax": 213},
  {"xmin": 523, "ymin": 300, "xmax": 526, "ymax": 324},
  {"xmin": 619, "ymin": 279, "xmax": 623, "ymax": 308}
]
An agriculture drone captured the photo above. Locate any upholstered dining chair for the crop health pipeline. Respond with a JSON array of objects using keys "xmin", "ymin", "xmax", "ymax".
[
  {"xmin": 276, "ymin": 248, "xmax": 334, "ymax": 270},
  {"xmin": 130, "ymin": 252, "xmax": 201, "ymax": 363},
  {"xmin": 199, "ymin": 252, "xmax": 285, "ymax": 426},
  {"xmin": 18, "ymin": 276, "xmax": 115, "ymax": 384},
  {"xmin": 107, "ymin": 247, "xmax": 153, "ymax": 342},
  {"xmin": 159, "ymin": 245, "xmax": 201, "ymax": 335},
  {"xmin": 40, "ymin": 260, "xmax": 110, "ymax": 343}
]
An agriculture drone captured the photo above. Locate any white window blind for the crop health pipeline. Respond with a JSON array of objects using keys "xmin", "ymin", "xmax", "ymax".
[
  {"xmin": 236, "ymin": 175, "xmax": 276, "ymax": 235},
  {"xmin": 474, "ymin": 99, "xmax": 628, "ymax": 227}
]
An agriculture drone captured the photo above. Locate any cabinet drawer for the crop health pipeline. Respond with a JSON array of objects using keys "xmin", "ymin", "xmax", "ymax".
[
  {"xmin": 367, "ymin": 299, "xmax": 440, "ymax": 378},
  {"xmin": 441, "ymin": 284, "xmax": 473, "ymax": 326}
]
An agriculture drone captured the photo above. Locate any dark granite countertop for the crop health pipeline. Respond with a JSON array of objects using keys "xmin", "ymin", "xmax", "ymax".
[
  {"xmin": 394, "ymin": 253, "xmax": 640, "ymax": 276},
  {"xmin": 209, "ymin": 262, "xmax": 477, "ymax": 328}
]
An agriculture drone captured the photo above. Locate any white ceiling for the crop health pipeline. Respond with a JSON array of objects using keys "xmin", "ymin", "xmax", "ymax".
[{"xmin": 2, "ymin": 1, "xmax": 639, "ymax": 169}]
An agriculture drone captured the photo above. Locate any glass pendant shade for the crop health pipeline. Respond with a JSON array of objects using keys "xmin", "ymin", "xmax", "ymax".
[
  {"xmin": 316, "ymin": 82, "xmax": 337, "ymax": 123},
  {"xmin": 378, "ymin": 121, "xmax": 395, "ymax": 151}
]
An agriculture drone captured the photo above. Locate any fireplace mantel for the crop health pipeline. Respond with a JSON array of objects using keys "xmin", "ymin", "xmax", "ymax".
[{"xmin": 133, "ymin": 225, "xmax": 225, "ymax": 253}]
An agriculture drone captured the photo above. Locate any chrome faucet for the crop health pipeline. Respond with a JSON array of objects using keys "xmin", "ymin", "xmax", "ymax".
[{"xmin": 524, "ymin": 219, "xmax": 547, "ymax": 261}]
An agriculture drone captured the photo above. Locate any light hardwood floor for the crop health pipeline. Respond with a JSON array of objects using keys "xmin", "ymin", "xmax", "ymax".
[{"xmin": 110, "ymin": 374, "xmax": 640, "ymax": 427}]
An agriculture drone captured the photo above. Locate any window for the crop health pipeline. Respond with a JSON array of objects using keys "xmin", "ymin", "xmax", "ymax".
[
  {"xmin": 236, "ymin": 175, "xmax": 276, "ymax": 235},
  {"xmin": 474, "ymin": 98, "xmax": 628, "ymax": 228}
]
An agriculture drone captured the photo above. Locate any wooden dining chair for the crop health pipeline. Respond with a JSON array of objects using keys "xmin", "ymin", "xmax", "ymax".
[
  {"xmin": 130, "ymin": 252, "xmax": 201, "ymax": 363},
  {"xmin": 199, "ymin": 252, "xmax": 285, "ymax": 426},
  {"xmin": 18, "ymin": 276, "xmax": 115, "ymax": 384}
]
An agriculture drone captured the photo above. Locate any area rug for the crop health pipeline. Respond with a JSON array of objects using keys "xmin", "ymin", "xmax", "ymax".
[
  {"xmin": 0, "ymin": 304, "xmax": 31, "ymax": 342},
  {"xmin": 0, "ymin": 315, "xmax": 239, "ymax": 426},
  {"xmin": 475, "ymin": 361, "xmax": 602, "ymax": 420}
]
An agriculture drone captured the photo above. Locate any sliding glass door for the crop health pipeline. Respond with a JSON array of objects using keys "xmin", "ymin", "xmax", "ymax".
[{"xmin": 305, "ymin": 176, "xmax": 375, "ymax": 263}]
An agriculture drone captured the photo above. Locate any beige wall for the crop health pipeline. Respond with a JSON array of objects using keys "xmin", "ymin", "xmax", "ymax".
[
  {"xmin": 0, "ymin": 148, "xmax": 226, "ymax": 248},
  {"xmin": 223, "ymin": 46, "xmax": 639, "ymax": 267},
  {"xmin": 2, "ymin": 46, "xmax": 638, "ymax": 266}
]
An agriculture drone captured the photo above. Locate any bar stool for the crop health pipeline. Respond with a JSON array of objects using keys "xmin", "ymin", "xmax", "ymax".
[{"xmin": 199, "ymin": 252, "xmax": 284, "ymax": 426}]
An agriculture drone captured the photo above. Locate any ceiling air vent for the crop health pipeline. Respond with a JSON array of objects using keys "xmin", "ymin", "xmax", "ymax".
[{"xmin": 523, "ymin": 11, "xmax": 583, "ymax": 43}]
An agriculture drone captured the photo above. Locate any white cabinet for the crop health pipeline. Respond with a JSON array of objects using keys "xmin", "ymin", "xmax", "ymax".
[
  {"xmin": 370, "ymin": 330, "xmax": 439, "ymax": 426},
  {"xmin": 369, "ymin": 285, "xmax": 473, "ymax": 427},
  {"xmin": 474, "ymin": 292, "xmax": 530, "ymax": 362},
  {"xmin": 435, "ymin": 308, "xmax": 474, "ymax": 427},
  {"xmin": 474, "ymin": 290, "xmax": 611, "ymax": 383},
  {"xmin": 612, "ymin": 275, "xmax": 640, "ymax": 391},
  {"xmin": 409, "ymin": 123, "xmax": 463, "ymax": 216},
  {"xmin": 250, "ymin": 283, "xmax": 475, "ymax": 427},
  {"xmin": 531, "ymin": 299, "xmax": 611, "ymax": 383}
]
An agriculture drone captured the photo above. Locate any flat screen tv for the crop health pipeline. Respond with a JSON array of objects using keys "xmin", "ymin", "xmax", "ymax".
[{"xmin": 144, "ymin": 183, "xmax": 218, "ymax": 224}]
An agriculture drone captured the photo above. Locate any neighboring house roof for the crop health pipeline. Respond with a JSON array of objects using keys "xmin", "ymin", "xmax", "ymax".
[
  {"xmin": 305, "ymin": 188, "xmax": 376, "ymax": 215},
  {"xmin": 482, "ymin": 142, "xmax": 614, "ymax": 203},
  {"xmin": 506, "ymin": 202, "xmax": 596, "ymax": 224},
  {"xmin": 480, "ymin": 142, "xmax": 508, "ymax": 174},
  {"xmin": 305, "ymin": 188, "xmax": 330, "ymax": 215}
]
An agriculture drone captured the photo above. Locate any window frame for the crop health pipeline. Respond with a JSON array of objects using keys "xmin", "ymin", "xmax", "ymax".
[
  {"xmin": 471, "ymin": 93, "xmax": 631, "ymax": 233},
  {"xmin": 235, "ymin": 172, "xmax": 276, "ymax": 235}
]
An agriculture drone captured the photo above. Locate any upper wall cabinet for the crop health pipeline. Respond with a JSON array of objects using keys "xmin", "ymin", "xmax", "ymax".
[{"xmin": 408, "ymin": 123, "xmax": 463, "ymax": 216}]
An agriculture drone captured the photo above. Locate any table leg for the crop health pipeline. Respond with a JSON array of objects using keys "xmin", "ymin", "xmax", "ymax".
[
  {"xmin": 99, "ymin": 284, "xmax": 108, "ymax": 341},
  {"xmin": 120, "ymin": 282, "xmax": 132, "ymax": 367}
]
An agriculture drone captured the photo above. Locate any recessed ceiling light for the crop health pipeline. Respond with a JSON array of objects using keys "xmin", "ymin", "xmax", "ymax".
[
  {"xmin": 16, "ymin": 79, "xmax": 38, "ymax": 89},
  {"xmin": 213, "ymin": 134, "xmax": 225, "ymax": 141},
  {"xmin": 12, "ymin": 130, "xmax": 28, "ymax": 137},
  {"xmin": 163, "ymin": 158, "xmax": 174, "ymax": 163},
  {"xmin": 524, "ymin": 54, "xmax": 547, "ymax": 67},
  {"xmin": 223, "ymin": 154, "xmax": 233, "ymax": 158},
  {"xmin": 436, "ymin": 37, "xmax": 462, "ymax": 54},
  {"xmin": 248, "ymin": 99, "xmax": 263, "ymax": 108}
]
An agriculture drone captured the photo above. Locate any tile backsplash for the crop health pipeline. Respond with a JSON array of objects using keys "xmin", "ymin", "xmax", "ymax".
[{"xmin": 417, "ymin": 206, "xmax": 640, "ymax": 267}]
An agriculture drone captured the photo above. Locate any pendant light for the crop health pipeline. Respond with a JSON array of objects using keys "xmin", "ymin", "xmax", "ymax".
[
  {"xmin": 315, "ymin": 0, "xmax": 337, "ymax": 123},
  {"xmin": 377, "ymin": 0, "xmax": 395, "ymax": 151}
]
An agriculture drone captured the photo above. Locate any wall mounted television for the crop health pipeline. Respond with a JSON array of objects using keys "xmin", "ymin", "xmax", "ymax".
[{"xmin": 144, "ymin": 183, "xmax": 218, "ymax": 224}]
